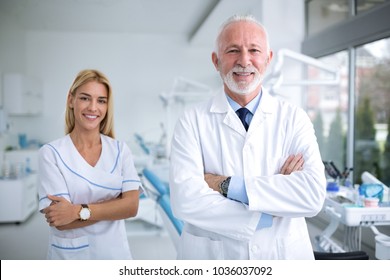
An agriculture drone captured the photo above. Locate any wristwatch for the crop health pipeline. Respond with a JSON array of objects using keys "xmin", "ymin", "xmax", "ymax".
[
  {"xmin": 79, "ymin": 204, "xmax": 91, "ymax": 221},
  {"xmin": 219, "ymin": 177, "xmax": 231, "ymax": 197}
]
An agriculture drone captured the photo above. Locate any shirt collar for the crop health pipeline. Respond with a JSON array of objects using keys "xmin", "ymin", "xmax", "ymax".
[{"xmin": 226, "ymin": 89, "xmax": 262, "ymax": 114}]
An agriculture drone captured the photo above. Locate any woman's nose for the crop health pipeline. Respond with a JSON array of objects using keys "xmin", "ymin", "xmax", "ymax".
[{"xmin": 88, "ymin": 100, "xmax": 98, "ymax": 111}]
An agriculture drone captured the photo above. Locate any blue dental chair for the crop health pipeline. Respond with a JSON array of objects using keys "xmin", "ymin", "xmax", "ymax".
[{"xmin": 142, "ymin": 167, "xmax": 183, "ymax": 251}]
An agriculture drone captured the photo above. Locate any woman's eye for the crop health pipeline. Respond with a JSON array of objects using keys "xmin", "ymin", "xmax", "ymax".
[
  {"xmin": 98, "ymin": 99, "xmax": 107, "ymax": 104},
  {"xmin": 80, "ymin": 96, "xmax": 89, "ymax": 101}
]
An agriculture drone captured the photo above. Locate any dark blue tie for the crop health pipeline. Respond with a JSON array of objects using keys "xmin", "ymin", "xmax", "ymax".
[{"xmin": 236, "ymin": 108, "xmax": 250, "ymax": 131}]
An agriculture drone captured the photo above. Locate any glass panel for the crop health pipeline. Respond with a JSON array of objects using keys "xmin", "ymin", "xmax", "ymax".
[
  {"xmin": 355, "ymin": 37, "xmax": 390, "ymax": 185},
  {"xmin": 264, "ymin": 49, "xmax": 349, "ymax": 181},
  {"xmin": 356, "ymin": 0, "xmax": 389, "ymax": 14},
  {"xmin": 309, "ymin": 52, "xmax": 349, "ymax": 178},
  {"xmin": 306, "ymin": 0, "xmax": 349, "ymax": 36}
]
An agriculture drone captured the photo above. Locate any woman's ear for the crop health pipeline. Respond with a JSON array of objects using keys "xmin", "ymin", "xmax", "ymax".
[{"xmin": 67, "ymin": 92, "xmax": 74, "ymax": 108}]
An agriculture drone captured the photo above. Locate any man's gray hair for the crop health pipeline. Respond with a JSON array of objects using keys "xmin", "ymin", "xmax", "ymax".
[{"xmin": 214, "ymin": 14, "xmax": 271, "ymax": 55}]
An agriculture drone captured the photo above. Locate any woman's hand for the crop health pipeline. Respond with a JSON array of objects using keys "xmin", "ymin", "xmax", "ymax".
[{"xmin": 42, "ymin": 195, "xmax": 79, "ymax": 227}]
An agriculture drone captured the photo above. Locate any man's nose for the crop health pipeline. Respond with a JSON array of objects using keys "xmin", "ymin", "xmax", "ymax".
[{"xmin": 237, "ymin": 50, "xmax": 251, "ymax": 67}]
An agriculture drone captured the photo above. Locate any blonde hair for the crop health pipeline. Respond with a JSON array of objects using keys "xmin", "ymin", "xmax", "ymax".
[{"xmin": 65, "ymin": 69, "xmax": 115, "ymax": 138}]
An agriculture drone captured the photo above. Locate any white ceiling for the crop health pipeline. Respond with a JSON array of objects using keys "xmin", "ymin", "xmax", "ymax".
[{"xmin": 0, "ymin": 0, "xmax": 263, "ymax": 46}]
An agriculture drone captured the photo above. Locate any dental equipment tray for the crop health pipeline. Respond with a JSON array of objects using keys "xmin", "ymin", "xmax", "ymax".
[{"xmin": 324, "ymin": 195, "xmax": 390, "ymax": 227}]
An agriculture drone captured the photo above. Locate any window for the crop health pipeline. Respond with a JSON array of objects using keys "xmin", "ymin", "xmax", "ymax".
[
  {"xmin": 308, "ymin": 51, "xmax": 349, "ymax": 173},
  {"xmin": 306, "ymin": 0, "xmax": 349, "ymax": 36},
  {"xmin": 303, "ymin": 0, "xmax": 390, "ymax": 185},
  {"xmin": 355, "ymin": 38, "xmax": 390, "ymax": 184},
  {"xmin": 357, "ymin": 0, "xmax": 389, "ymax": 14}
]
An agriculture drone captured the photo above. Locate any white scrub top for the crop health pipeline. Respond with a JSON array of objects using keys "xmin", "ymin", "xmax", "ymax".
[{"xmin": 38, "ymin": 134, "xmax": 141, "ymax": 260}]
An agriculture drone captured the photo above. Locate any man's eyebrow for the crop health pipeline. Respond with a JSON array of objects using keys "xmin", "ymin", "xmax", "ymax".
[
  {"xmin": 224, "ymin": 43, "xmax": 263, "ymax": 49},
  {"xmin": 224, "ymin": 44, "xmax": 240, "ymax": 49}
]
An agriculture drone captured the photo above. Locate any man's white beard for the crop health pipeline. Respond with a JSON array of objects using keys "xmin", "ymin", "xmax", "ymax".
[{"xmin": 222, "ymin": 66, "xmax": 264, "ymax": 96}]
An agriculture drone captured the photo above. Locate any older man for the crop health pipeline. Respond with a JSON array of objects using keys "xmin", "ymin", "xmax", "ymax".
[{"xmin": 169, "ymin": 15, "xmax": 326, "ymax": 260}]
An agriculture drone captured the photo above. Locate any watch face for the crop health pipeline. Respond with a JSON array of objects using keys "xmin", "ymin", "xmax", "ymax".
[{"xmin": 80, "ymin": 207, "xmax": 91, "ymax": 220}]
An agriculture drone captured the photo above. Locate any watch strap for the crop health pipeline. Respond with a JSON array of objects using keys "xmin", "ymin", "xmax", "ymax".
[{"xmin": 219, "ymin": 176, "xmax": 231, "ymax": 197}]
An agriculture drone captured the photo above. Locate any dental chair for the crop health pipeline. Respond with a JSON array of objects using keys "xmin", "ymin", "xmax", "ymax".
[
  {"xmin": 142, "ymin": 167, "xmax": 169, "ymax": 196},
  {"xmin": 156, "ymin": 194, "xmax": 183, "ymax": 251},
  {"xmin": 142, "ymin": 168, "xmax": 183, "ymax": 252}
]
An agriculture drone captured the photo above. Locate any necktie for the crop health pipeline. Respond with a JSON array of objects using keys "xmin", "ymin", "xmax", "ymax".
[{"xmin": 236, "ymin": 108, "xmax": 250, "ymax": 131}]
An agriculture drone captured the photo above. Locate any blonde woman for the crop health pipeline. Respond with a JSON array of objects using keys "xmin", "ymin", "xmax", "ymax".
[{"xmin": 39, "ymin": 69, "xmax": 141, "ymax": 259}]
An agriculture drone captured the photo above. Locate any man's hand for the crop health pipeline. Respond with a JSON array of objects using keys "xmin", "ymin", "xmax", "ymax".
[
  {"xmin": 204, "ymin": 173, "xmax": 228, "ymax": 193},
  {"xmin": 280, "ymin": 154, "xmax": 304, "ymax": 175},
  {"xmin": 204, "ymin": 154, "xmax": 304, "ymax": 194}
]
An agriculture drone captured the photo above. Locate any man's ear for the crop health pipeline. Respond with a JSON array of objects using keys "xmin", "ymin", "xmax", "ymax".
[
  {"xmin": 211, "ymin": 52, "xmax": 219, "ymax": 70},
  {"xmin": 267, "ymin": 50, "xmax": 274, "ymax": 65}
]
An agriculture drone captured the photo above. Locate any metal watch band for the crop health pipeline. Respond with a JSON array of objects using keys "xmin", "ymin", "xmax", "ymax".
[{"xmin": 220, "ymin": 176, "xmax": 231, "ymax": 197}]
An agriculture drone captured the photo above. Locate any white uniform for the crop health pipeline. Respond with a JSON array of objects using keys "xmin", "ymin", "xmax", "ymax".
[
  {"xmin": 169, "ymin": 88, "xmax": 326, "ymax": 259},
  {"xmin": 38, "ymin": 134, "xmax": 141, "ymax": 260}
]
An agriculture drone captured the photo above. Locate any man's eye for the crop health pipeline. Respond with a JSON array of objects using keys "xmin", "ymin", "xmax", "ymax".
[{"xmin": 227, "ymin": 49, "xmax": 239, "ymax": 53}]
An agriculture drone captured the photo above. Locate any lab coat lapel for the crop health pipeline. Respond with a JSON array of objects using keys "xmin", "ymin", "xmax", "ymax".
[
  {"xmin": 246, "ymin": 88, "xmax": 275, "ymax": 138},
  {"xmin": 210, "ymin": 89, "xmax": 247, "ymax": 137}
]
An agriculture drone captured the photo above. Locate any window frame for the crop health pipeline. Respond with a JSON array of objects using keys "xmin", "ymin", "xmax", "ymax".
[
  {"xmin": 303, "ymin": 1, "xmax": 390, "ymax": 58},
  {"xmin": 302, "ymin": 0, "xmax": 390, "ymax": 181}
]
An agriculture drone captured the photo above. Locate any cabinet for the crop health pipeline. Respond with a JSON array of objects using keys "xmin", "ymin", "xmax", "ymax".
[
  {"xmin": 2, "ymin": 73, "xmax": 43, "ymax": 116},
  {"xmin": 5, "ymin": 149, "xmax": 39, "ymax": 173},
  {"xmin": 0, "ymin": 174, "xmax": 38, "ymax": 223}
]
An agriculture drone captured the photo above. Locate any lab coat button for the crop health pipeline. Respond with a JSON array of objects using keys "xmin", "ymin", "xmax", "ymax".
[{"xmin": 251, "ymin": 245, "xmax": 259, "ymax": 252}]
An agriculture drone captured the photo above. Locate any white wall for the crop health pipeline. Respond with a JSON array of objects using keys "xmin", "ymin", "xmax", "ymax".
[
  {"xmin": 261, "ymin": 0, "xmax": 306, "ymax": 108},
  {"xmin": 0, "ymin": 9, "xmax": 26, "ymax": 74},
  {"xmin": 262, "ymin": 0, "xmax": 305, "ymax": 52},
  {"xmin": 2, "ymin": 30, "xmax": 220, "ymax": 151},
  {"xmin": 0, "ymin": 0, "xmax": 305, "ymax": 154}
]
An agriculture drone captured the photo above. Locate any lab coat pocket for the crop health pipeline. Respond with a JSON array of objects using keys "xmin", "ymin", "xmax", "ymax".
[
  {"xmin": 48, "ymin": 235, "xmax": 90, "ymax": 260},
  {"xmin": 179, "ymin": 231, "xmax": 224, "ymax": 260},
  {"xmin": 276, "ymin": 234, "xmax": 313, "ymax": 260}
]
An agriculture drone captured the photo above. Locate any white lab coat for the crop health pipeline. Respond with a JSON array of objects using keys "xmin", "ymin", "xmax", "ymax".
[
  {"xmin": 169, "ymin": 88, "xmax": 326, "ymax": 259},
  {"xmin": 38, "ymin": 134, "xmax": 141, "ymax": 259}
]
